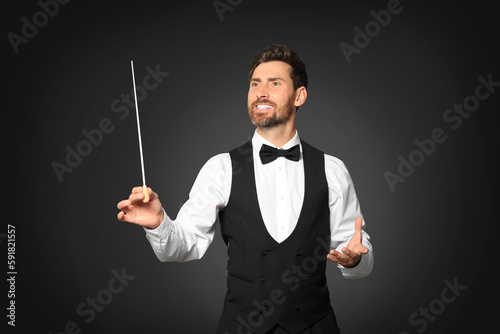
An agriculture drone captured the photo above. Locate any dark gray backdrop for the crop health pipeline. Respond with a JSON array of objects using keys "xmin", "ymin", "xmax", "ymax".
[{"xmin": 5, "ymin": 0, "xmax": 498, "ymax": 333}]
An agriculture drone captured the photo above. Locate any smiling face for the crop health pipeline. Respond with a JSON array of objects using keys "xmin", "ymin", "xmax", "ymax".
[{"xmin": 247, "ymin": 61, "xmax": 303, "ymax": 128}]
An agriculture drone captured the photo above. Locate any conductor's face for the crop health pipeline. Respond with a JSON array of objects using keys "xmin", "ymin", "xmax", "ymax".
[{"xmin": 248, "ymin": 61, "xmax": 297, "ymax": 128}]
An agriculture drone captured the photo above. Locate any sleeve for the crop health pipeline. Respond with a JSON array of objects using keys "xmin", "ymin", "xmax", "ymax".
[
  {"xmin": 143, "ymin": 153, "xmax": 232, "ymax": 262},
  {"xmin": 325, "ymin": 154, "xmax": 374, "ymax": 279}
]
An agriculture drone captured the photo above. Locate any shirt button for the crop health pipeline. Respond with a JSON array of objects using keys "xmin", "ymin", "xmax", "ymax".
[
  {"xmin": 281, "ymin": 226, "xmax": 285, "ymax": 230},
  {"xmin": 261, "ymin": 277, "xmax": 267, "ymax": 283},
  {"xmin": 280, "ymin": 196, "xmax": 284, "ymax": 200},
  {"xmin": 278, "ymin": 166, "xmax": 283, "ymax": 171}
]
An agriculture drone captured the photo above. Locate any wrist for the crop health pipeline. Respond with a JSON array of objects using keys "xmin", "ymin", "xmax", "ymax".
[{"xmin": 146, "ymin": 210, "xmax": 164, "ymax": 230}]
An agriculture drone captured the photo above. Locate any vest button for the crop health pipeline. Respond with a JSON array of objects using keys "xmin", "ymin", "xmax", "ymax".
[
  {"xmin": 296, "ymin": 251, "xmax": 303, "ymax": 256},
  {"xmin": 261, "ymin": 251, "xmax": 268, "ymax": 256},
  {"xmin": 260, "ymin": 277, "xmax": 267, "ymax": 283},
  {"xmin": 294, "ymin": 278, "xmax": 301, "ymax": 284}
]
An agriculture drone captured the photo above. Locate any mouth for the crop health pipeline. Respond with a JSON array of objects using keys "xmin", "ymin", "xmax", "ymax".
[{"xmin": 254, "ymin": 104, "xmax": 274, "ymax": 112}]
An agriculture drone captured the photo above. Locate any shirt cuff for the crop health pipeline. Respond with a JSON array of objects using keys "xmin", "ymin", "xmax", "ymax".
[
  {"xmin": 143, "ymin": 208, "xmax": 172, "ymax": 261},
  {"xmin": 339, "ymin": 250, "xmax": 373, "ymax": 279}
]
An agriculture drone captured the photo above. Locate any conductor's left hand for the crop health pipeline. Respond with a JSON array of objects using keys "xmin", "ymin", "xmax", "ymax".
[{"xmin": 327, "ymin": 217, "xmax": 369, "ymax": 268}]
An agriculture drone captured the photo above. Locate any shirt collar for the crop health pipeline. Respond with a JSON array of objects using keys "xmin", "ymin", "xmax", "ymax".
[{"xmin": 252, "ymin": 129, "xmax": 301, "ymax": 150}]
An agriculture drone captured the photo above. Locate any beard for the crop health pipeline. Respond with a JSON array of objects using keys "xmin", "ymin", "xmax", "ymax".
[{"xmin": 248, "ymin": 92, "xmax": 296, "ymax": 128}]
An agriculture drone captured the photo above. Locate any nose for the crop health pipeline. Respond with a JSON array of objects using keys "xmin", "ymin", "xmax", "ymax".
[{"xmin": 256, "ymin": 85, "xmax": 269, "ymax": 100}]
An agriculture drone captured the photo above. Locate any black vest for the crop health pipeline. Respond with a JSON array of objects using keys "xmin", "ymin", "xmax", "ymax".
[{"xmin": 219, "ymin": 139, "xmax": 332, "ymax": 334}]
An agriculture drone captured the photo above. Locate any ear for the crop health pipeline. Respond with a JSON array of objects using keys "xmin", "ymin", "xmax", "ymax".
[{"xmin": 294, "ymin": 86, "xmax": 307, "ymax": 107}]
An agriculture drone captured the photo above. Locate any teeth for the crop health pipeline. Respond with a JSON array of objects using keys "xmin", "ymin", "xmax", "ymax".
[{"xmin": 256, "ymin": 105, "xmax": 272, "ymax": 109}]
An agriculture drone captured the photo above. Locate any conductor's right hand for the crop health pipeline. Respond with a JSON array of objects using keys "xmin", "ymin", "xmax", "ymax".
[{"xmin": 117, "ymin": 186, "xmax": 164, "ymax": 229}]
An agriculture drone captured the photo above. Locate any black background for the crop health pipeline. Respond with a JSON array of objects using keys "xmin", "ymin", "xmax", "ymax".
[{"xmin": 4, "ymin": 0, "xmax": 498, "ymax": 333}]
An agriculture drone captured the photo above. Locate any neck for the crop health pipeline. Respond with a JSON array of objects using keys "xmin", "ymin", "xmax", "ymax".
[{"xmin": 256, "ymin": 120, "xmax": 296, "ymax": 148}]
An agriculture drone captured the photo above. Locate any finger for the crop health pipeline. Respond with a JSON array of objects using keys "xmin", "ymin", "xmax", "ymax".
[
  {"xmin": 344, "ymin": 244, "xmax": 369, "ymax": 256},
  {"xmin": 117, "ymin": 199, "xmax": 131, "ymax": 211},
  {"xmin": 128, "ymin": 192, "xmax": 145, "ymax": 202},
  {"xmin": 117, "ymin": 211, "xmax": 133, "ymax": 223},
  {"xmin": 117, "ymin": 211, "xmax": 130, "ymax": 222},
  {"xmin": 117, "ymin": 211, "xmax": 126, "ymax": 221},
  {"xmin": 341, "ymin": 247, "xmax": 355, "ymax": 258},
  {"xmin": 132, "ymin": 186, "xmax": 144, "ymax": 194},
  {"xmin": 354, "ymin": 216, "xmax": 363, "ymax": 238},
  {"xmin": 148, "ymin": 187, "xmax": 159, "ymax": 201},
  {"xmin": 328, "ymin": 249, "xmax": 348, "ymax": 262},
  {"xmin": 327, "ymin": 251, "xmax": 349, "ymax": 266}
]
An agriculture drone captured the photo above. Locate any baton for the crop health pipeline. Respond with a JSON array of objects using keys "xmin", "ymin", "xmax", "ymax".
[{"xmin": 130, "ymin": 60, "xmax": 149, "ymax": 203}]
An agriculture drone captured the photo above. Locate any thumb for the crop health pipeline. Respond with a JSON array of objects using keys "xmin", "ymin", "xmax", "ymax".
[{"xmin": 361, "ymin": 246, "xmax": 369, "ymax": 255}]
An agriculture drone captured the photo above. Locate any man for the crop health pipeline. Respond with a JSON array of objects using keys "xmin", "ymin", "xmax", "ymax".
[{"xmin": 117, "ymin": 44, "xmax": 373, "ymax": 334}]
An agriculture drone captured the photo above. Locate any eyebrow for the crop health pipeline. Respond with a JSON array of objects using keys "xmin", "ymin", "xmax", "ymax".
[{"xmin": 250, "ymin": 77, "xmax": 285, "ymax": 82}]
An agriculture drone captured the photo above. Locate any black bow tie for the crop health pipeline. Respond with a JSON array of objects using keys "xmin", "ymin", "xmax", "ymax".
[{"xmin": 259, "ymin": 144, "xmax": 300, "ymax": 164}]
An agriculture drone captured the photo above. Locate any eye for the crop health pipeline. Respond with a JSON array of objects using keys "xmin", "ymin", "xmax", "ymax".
[
  {"xmin": 251, "ymin": 82, "xmax": 259, "ymax": 87},
  {"xmin": 271, "ymin": 81, "xmax": 281, "ymax": 87}
]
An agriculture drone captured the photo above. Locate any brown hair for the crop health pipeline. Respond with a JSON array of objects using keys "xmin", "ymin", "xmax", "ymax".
[{"xmin": 248, "ymin": 44, "xmax": 308, "ymax": 91}]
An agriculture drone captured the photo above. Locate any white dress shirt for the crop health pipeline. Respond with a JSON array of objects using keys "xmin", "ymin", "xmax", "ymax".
[{"xmin": 144, "ymin": 130, "xmax": 373, "ymax": 279}]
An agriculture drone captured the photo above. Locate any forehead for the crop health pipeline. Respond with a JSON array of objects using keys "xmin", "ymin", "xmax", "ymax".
[{"xmin": 251, "ymin": 61, "xmax": 292, "ymax": 81}]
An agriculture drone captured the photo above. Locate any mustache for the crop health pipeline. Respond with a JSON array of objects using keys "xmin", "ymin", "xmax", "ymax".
[{"xmin": 251, "ymin": 99, "xmax": 276, "ymax": 107}]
